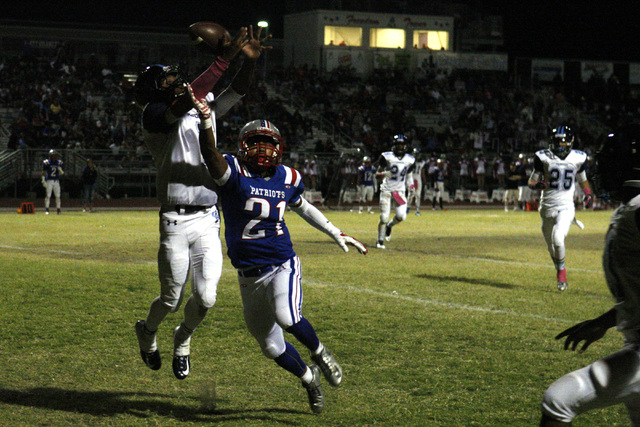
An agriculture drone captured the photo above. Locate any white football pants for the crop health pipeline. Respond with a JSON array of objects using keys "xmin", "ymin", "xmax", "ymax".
[
  {"xmin": 539, "ymin": 205, "xmax": 574, "ymax": 266},
  {"xmin": 542, "ymin": 343, "xmax": 640, "ymax": 424},
  {"xmin": 239, "ymin": 256, "xmax": 304, "ymax": 359},
  {"xmin": 157, "ymin": 206, "xmax": 223, "ymax": 311},
  {"xmin": 44, "ymin": 180, "xmax": 61, "ymax": 209}
]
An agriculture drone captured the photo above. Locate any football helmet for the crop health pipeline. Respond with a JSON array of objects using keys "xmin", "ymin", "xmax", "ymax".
[
  {"xmin": 593, "ymin": 122, "xmax": 640, "ymax": 201},
  {"xmin": 362, "ymin": 156, "xmax": 371, "ymax": 166},
  {"xmin": 549, "ymin": 125, "xmax": 574, "ymax": 159},
  {"xmin": 48, "ymin": 149, "xmax": 60, "ymax": 160},
  {"xmin": 238, "ymin": 119, "xmax": 283, "ymax": 172},
  {"xmin": 392, "ymin": 134, "xmax": 409, "ymax": 157},
  {"xmin": 134, "ymin": 64, "xmax": 186, "ymax": 106}
]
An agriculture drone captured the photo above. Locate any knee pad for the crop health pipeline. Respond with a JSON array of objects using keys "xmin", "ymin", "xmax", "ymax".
[
  {"xmin": 552, "ymin": 233, "xmax": 565, "ymax": 248},
  {"xmin": 541, "ymin": 370, "xmax": 586, "ymax": 423},
  {"xmin": 195, "ymin": 293, "xmax": 217, "ymax": 309},
  {"xmin": 396, "ymin": 212, "xmax": 406, "ymax": 222},
  {"xmin": 261, "ymin": 338, "xmax": 285, "ymax": 359},
  {"xmin": 379, "ymin": 212, "xmax": 390, "ymax": 223},
  {"xmin": 160, "ymin": 294, "xmax": 182, "ymax": 313}
]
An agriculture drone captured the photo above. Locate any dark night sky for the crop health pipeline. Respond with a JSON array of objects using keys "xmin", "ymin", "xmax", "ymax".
[{"xmin": 3, "ymin": 1, "xmax": 639, "ymax": 62}]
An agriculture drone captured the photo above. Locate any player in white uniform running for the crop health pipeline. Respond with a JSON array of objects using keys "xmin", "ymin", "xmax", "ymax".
[
  {"xmin": 134, "ymin": 26, "xmax": 268, "ymax": 380},
  {"xmin": 528, "ymin": 125, "xmax": 593, "ymax": 291},
  {"xmin": 540, "ymin": 122, "xmax": 640, "ymax": 426},
  {"xmin": 375, "ymin": 134, "xmax": 415, "ymax": 249}
]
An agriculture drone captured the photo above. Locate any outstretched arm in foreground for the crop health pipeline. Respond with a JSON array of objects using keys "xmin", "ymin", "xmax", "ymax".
[
  {"xmin": 187, "ymin": 84, "xmax": 228, "ymax": 179},
  {"xmin": 290, "ymin": 197, "xmax": 368, "ymax": 255}
]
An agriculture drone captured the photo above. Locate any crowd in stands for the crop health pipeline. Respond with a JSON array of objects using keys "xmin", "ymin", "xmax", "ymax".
[{"xmin": 2, "ymin": 45, "xmax": 639, "ymax": 198}]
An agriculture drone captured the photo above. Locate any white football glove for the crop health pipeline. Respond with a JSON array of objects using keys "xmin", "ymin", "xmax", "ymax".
[
  {"xmin": 41, "ymin": 177, "xmax": 47, "ymax": 188},
  {"xmin": 186, "ymin": 83, "xmax": 212, "ymax": 130},
  {"xmin": 333, "ymin": 232, "xmax": 368, "ymax": 255}
]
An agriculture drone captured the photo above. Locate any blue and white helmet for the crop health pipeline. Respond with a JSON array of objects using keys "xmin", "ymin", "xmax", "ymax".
[
  {"xmin": 549, "ymin": 125, "xmax": 574, "ymax": 159},
  {"xmin": 392, "ymin": 134, "xmax": 409, "ymax": 157}
]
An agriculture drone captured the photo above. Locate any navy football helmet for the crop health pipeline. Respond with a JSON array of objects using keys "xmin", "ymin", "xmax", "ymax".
[
  {"xmin": 549, "ymin": 125, "xmax": 574, "ymax": 159},
  {"xmin": 48, "ymin": 149, "xmax": 60, "ymax": 161},
  {"xmin": 134, "ymin": 64, "xmax": 186, "ymax": 106},
  {"xmin": 392, "ymin": 134, "xmax": 409, "ymax": 157},
  {"xmin": 238, "ymin": 120, "xmax": 283, "ymax": 173},
  {"xmin": 593, "ymin": 122, "xmax": 640, "ymax": 202}
]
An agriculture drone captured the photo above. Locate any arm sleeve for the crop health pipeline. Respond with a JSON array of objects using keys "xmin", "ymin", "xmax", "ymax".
[
  {"xmin": 290, "ymin": 197, "xmax": 341, "ymax": 238},
  {"xmin": 210, "ymin": 86, "xmax": 244, "ymax": 117},
  {"xmin": 190, "ymin": 57, "xmax": 230, "ymax": 100},
  {"xmin": 576, "ymin": 170, "xmax": 588, "ymax": 183}
]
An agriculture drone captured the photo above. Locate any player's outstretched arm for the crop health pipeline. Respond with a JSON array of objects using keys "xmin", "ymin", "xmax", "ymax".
[
  {"xmin": 189, "ymin": 27, "xmax": 248, "ymax": 101},
  {"xmin": 290, "ymin": 197, "xmax": 368, "ymax": 255},
  {"xmin": 555, "ymin": 308, "xmax": 616, "ymax": 353},
  {"xmin": 187, "ymin": 84, "xmax": 228, "ymax": 179},
  {"xmin": 231, "ymin": 25, "xmax": 272, "ymax": 96}
]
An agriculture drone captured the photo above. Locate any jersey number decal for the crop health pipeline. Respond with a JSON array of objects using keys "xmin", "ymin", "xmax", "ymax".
[
  {"xmin": 389, "ymin": 164, "xmax": 408, "ymax": 181},
  {"xmin": 242, "ymin": 198, "xmax": 287, "ymax": 240},
  {"xmin": 548, "ymin": 167, "xmax": 574, "ymax": 190}
]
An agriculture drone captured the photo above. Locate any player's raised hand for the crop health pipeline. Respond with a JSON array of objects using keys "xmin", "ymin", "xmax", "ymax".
[
  {"xmin": 333, "ymin": 232, "xmax": 368, "ymax": 255},
  {"xmin": 242, "ymin": 25, "xmax": 272, "ymax": 60},
  {"xmin": 221, "ymin": 27, "xmax": 249, "ymax": 63},
  {"xmin": 555, "ymin": 318, "xmax": 608, "ymax": 353},
  {"xmin": 186, "ymin": 84, "xmax": 212, "ymax": 129}
]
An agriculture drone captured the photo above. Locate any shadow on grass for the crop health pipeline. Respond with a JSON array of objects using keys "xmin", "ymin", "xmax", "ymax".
[
  {"xmin": 416, "ymin": 273, "xmax": 516, "ymax": 290},
  {"xmin": 0, "ymin": 387, "xmax": 305, "ymax": 424}
]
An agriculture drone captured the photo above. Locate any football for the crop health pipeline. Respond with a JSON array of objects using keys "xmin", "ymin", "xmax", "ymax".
[{"xmin": 188, "ymin": 22, "xmax": 231, "ymax": 55}]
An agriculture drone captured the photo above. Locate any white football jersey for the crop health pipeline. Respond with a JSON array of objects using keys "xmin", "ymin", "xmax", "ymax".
[
  {"xmin": 531, "ymin": 149, "xmax": 588, "ymax": 209},
  {"xmin": 604, "ymin": 194, "xmax": 640, "ymax": 343},
  {"xmin": 378, "ymin": 151, "xmax": 415, "ymax": 193},
  {"xmin": 412, "ymin": 160, "xmax": 425, "ymax": 183},
  {"xmin": 142, "ymin": 88, "xmax": 242, "ymax": 206}
]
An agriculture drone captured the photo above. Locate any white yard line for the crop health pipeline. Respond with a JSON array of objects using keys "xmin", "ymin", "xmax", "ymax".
[
  {"xmin": 0, "ymin": 243, "xmax": 595, "ymax": 323},
  {"xmin": 303, "ymin": 280, "xmax": 575, "ymax": 324}
]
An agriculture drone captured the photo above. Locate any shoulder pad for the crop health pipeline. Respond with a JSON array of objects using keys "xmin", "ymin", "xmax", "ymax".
[{"xmin": 282, "ymin": 165, "xmax": 303, "ymax": 187}]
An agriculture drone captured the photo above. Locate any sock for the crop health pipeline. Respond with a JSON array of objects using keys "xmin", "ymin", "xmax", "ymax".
[
  {"xmin": 300, "ymin": 366, "xmax": 314, "ymax": 384},
  {"xmin": 145, "ymin": 296, "xmax": 171, "ymax": 331},
  {"xmin": 286, "ymin": 317, "xmax": 320, "ymax": 352},
  {"xmin": 274, "ymin": 341, "xmax": 307, "ymax": 378},
  {"xmin": 183, "ymin": 295, "xmax": 208, "ymax": 331}
]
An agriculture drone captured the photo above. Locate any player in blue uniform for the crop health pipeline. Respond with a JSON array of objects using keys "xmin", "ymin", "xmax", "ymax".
[
  {"xmin": 357, "ymin": 156, "xmax": 376, "ymax": 213},
  {"xmin": 41, "ymin": 149, "xmax": 64, "ymax": 215},
  {"xmin": 188, "ymin": 86, "xmax": 367, "ymax": 414}
]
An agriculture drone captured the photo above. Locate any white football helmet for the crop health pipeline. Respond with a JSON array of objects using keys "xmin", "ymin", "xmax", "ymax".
[{"xmin": 238, "ymin": 119, "xmax": 283, "ymax": 172}]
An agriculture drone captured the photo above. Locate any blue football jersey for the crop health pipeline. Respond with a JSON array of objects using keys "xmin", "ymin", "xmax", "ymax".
[
  {"xmin": 43, "ymin": 159, "xmax": 63, "ymax": 180},
  {"xmin": 217, "ymin": 154, "xmax": 305, "ymax": 268}
]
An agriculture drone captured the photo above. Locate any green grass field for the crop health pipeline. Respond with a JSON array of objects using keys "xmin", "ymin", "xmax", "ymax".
[{"xmin": 0, "ymin": 207, "xmax": 629, "ymax": 426}]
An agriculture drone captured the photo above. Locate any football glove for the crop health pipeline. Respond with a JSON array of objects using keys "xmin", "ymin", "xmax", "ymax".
[
  {"xmin": 582, "ymin": 187, "xmax": 593, "ymax": 209},
  {"xmin": 187, "ymin": 84, "xmax": 212, "ymax": 130},
  {"xmin": 333, "ymin": 233, "xmax": 368, "ymax": 255},
  {"xmin": 41, "ymin": 177, "xmax": 47, "ymax": 188}
]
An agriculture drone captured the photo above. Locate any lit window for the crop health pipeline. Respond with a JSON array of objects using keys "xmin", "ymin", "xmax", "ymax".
[
  {"xmin": 413, "ymin": 31, "xmax": 449, "ymax": 50},
  {"xmin": 324, "ymin": 26, "xmax": 362, "ymax": 46},
  {"xmin": 370, "ymin": 28, "xmax": 406, "ymax": 48}
]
